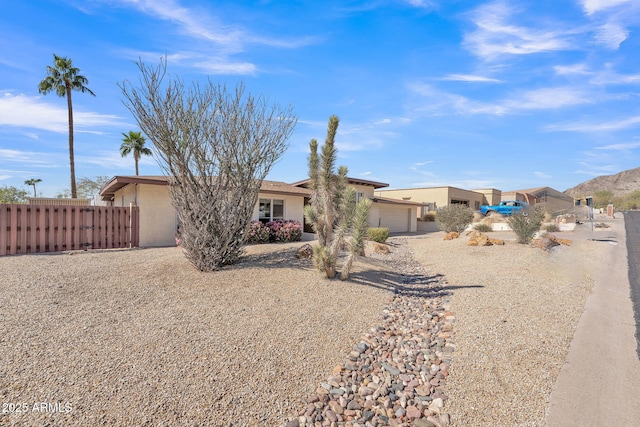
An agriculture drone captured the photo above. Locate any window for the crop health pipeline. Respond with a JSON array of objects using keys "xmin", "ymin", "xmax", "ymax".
[
  {"xmin": 259, "ymin": 198, "xmax": 284, "ymax": 223},
  {"xmin": 356, "ymin": 192, "xmax": 365, "ymax": 203}
]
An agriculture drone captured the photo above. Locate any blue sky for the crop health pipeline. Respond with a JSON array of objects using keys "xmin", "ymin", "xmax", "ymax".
[{"xmin": 1, "ymin": 0, "xmax": 639, "ymax": 197}]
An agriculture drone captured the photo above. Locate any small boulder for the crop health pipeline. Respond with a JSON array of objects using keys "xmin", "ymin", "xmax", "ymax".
[
  {"xmin": 374, "ymin": 243, "xmax": 390, "ymax": 254},
  {"xmin": 295, "ymin": 243, "xmax": 313, "ymax": 259},
  {"xmin": 443, "ymin": 232, "xmax": 459, "ymax": 240}
]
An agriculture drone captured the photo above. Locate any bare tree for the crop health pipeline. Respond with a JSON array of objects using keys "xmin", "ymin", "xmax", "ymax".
[
  {"xmin": 304, "ymin": 116, "xmax": 371, "ymax": 280},
  {"xmin": 120, "ymin": 59, "xmax": 297, "ymax": 271}
]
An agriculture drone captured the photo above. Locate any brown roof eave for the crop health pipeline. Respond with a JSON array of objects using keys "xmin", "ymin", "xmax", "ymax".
[{"xmin": 99, "ymin": 176, "xmax": 169, "ymax": 200}]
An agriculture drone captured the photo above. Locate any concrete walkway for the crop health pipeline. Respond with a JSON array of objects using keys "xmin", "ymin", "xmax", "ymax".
[{"xmin": 545, "ymin": 215, "xmax": 640, "ymax": 426}]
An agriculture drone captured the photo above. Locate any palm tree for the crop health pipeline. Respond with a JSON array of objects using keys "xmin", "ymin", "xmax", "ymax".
[
  {"xmin": 38, "ymin": 54, "xmax": 95, "ymax": 199},
  {"xmin": 24, "ymin": 178, "xmax": 42, "ymax": 197},
  {"xmin": 120, "ymin": 131, "xmax": 152, "ymax": 175}
]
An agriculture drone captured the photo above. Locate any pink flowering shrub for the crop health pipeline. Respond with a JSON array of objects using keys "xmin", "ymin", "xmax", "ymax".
[
  {"xmin": 266, "ymin": 219, "xmax": 302, "ymax": 243},
  {"xmin": 246, "ymin": 221, "xmax": 270, "ymax": 244}
]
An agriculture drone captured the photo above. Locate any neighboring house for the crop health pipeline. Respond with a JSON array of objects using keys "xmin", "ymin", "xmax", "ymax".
[
  {"xmin": 505, "ymin": 187, "xmax": 574, "ymax": 213},
  {"xmin": 378, "ymin": 185, "xmax": 572, "ymax": 217},
  {"xmin": 374, "ymin": 186, "xmax": 494, "ymax": 217},
  {"xmin": 99, "ymin": 175, "xmax": 420, "ymax": 247},
  {"xmin": 292, "ymin": 177, "xmax": 421, "ymax": 233}
]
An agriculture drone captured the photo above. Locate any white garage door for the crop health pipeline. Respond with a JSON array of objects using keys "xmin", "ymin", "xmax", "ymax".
[{"xmin": 377, "ymin": 205, "xmax": 411, "ymax": 232}]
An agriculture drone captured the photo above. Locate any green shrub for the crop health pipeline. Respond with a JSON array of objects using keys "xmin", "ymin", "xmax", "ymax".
[
  {"xmin": 421, "ymin": 212, "xmax": 436, "ymax": 222},
  {"xmin": 473, "ymin": 223, "xmax": 493, "ymax": 232},
  {"xmin": 436, "ymin": 204, "xmax": 474, "ymax": 234},
  {"xmin": 368, "ymin": 227, "xmax": 389, "ymax": 243},
  {"xmin": 507, "ymin": 206, "xmax": 545, "ymax": 244},
  {"xmin": 543, "ymin": 223, "xmax": 560, "ymax": 232}
]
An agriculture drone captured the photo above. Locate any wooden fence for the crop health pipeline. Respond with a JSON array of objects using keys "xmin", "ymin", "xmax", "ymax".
[{"xmin": 0, "ymin": 204, "xmax": 139, "ymax": 256}]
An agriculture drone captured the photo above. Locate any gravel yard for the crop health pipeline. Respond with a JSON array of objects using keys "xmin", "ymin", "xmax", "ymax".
[
  {"xmin": 0, "ymin": 244, "xmax": 391, "ymax": 426},
  {"xmin": 0, "ymin": 224, "xmax": 609, "ymax": 427},
  {"xmin": 408, "ymin": 226, "xmax": 608, "ymax": 426}
]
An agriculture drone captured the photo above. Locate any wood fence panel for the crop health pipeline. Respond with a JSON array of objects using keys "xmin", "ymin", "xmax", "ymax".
[
  {"xmin": 0, "ymin": 205, "xmax": 8, "ymax": 256},
  {"xmin": 0, "ymin": 204, "xmax": 139, "ymax": 256},
  {"xmin": 38, "ymin": 206, "xmax": 47, "ymax": 253},
  {"xmin": 28, "ymin": 206, "xmax": 37, "ymax": 253}
]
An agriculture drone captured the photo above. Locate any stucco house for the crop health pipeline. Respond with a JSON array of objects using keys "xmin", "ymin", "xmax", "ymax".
[
  {"xmin": 375, "ymin": 186, "xmax": 496, "ymax": 217},
  {"xmin": 376, "ymin": 184, "xmax": 572, "ymax": 219},
  {"xmin": 99, "ymin": 175, "xmax": 421, "ymax": 247}
]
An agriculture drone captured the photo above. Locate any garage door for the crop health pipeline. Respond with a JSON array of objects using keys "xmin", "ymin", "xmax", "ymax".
[{"xmin": 377, "ymin": 205, "xmax": 411, "ymax": 233}]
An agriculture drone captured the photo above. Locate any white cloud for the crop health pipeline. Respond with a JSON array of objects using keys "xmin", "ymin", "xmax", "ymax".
[
  {"xmin": 554, "ymin": 63, "xmax": 591, "ymax": 75},
  {"xmin": 594, "ymin": 22, "xmax": 629, "ymax": 49},
  {"xmin": 548, "ymin": 115, "xmax": 640, "ymax": 132},
  {"xmin": 113, "ymin": 0, "xmax": 317, "ymax": 49},
  {"xmin": 412, "ymin": 179, "xmax": 496, "ymax": 189},
  {"xmin": 463, "ymin": 2, "xmax": 573, "ymax": 61},
  {"xmin": 0, "ymin": 148, "xmax": 65, "ymax": 167},
  {"xmin": 505, "ymin": 87, "xmax": 594, "ymax": 110},
  {"xmin": 409, "ymin": 83, "xmax": 507, "ymax": 115},
  {"xmin": 441, "ymin": 74, "xmax": 502, "ymax": 82},
  {"xmin": 403, "ymin": 0, "xmax": 437, "ymax": 9},
  {"xmin": 409, "ymin": 83, "xmax": 592, "ymax": 116},
  {"xmin": 534, "ymin": 171, "xmax": 552, "ymax": 179},
  {"xmin": 581, "ymin": 0, "xmax": 632, "ymax": 15},
  {"xmin": 0, "ymin": 93, "xmax": 127, "ymax": 133},
  {"xmin": 413, "ymin": 161, "xmax": 435, "ymax": 167},
  {"xmin": 595, "ymin": 142, "xmax": 640, "ymax": 150},
  {"xmin": 589, "ymin": 70, "xmax": 640, "ymax": 85}
]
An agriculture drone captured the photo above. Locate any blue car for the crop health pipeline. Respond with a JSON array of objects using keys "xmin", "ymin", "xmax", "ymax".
[{"xmin": 479, "ymin": 200, "xmax": 529, "ymax": 216}]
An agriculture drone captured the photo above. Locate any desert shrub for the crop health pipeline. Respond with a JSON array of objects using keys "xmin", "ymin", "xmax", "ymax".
[
  {"xmin": 421, "ymin": 212, "xmax": 436, "ymax": 222},
  {"xmin": 436, "ymin": 204, "xmax": 474, "ymax": 234},
  {"xmin": 368, "ymin": 227, "xmax": 390, "ymax": 243},
  {"xmin": 246, "ymin": 221, "xmax": 271, "ymax": 244},
  {"xmin": 473, "ymin": 223, "xmax": 493, "ymax": 232},
  {"xmin": 267, "ymin": 219, "xmax": 302, "ymax": 242},
  {"xmin": 508, "ymin": 205, "xmax": 545, "ymax": 244},
  {"xmin": 544, "ymin": 223, "xmax": 560, "ymax": 232}
]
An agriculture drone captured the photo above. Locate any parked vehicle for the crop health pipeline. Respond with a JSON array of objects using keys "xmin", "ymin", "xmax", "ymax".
[{"xmin": 479, "ymin": 200, "xmax": 529, "ymax": 216}]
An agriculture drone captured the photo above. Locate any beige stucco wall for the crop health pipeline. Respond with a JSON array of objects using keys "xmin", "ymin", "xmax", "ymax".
[
  {"xmin": 375, "ymin": 187, "xmax": 485, "ymax": 213},
  {"xmin": 369, "ymin": 203, "xmax": 418, "ymax": 232},
  {"xmin": 114, "ymin": 184, "xmax": 177, "ymax": 247},
  {"xmin": 473, "ymin": 188, "xmax": 502, "ymax": 206},
  {"xmin": 113, "ymin": 186, "xmax": 308, "ymax": 247},
  {"xmin": 350, "ymin": 183, "xmax": 376, "ymax": 198},
  {"xmin": 252, "ymin": 192, "xmax": 306, "ymax": 224}
]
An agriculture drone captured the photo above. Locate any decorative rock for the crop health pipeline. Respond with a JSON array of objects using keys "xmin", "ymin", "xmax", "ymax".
[
  {"xmin": 295, "ymin": 243, "xmax": 313, "ymax": 259},
  {"xmin": 282, "ymin": 237, "xmax": 454, "ymax": 427},
  {"xmin": 406, "ymin": 406, "xmax": 422, "ymax": 419},
  {"xmin": 381, "ymin": 363, "xmax": 401, "ymax": 376},
  {"xmin": 347, "ymin": 400, "xmax": 361, "ymax": 411},
  {"xmin": 374, "ymin": 243, "xmax": 390, "ymax": 254}
]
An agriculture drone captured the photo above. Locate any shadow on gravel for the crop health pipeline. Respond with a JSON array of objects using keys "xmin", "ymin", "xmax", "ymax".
[
  {"xmin": 350, "ymin": 269, "xmax": 456, "ymax": 298},
  {"xmin": 227, "ymin": 247, "xmax": 313, "ymax": 270}
]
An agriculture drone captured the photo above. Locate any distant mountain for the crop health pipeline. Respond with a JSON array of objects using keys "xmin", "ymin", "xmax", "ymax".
[{"xmin": 564, "ymin": 167, "xmax": 640, "ymax": 198}]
